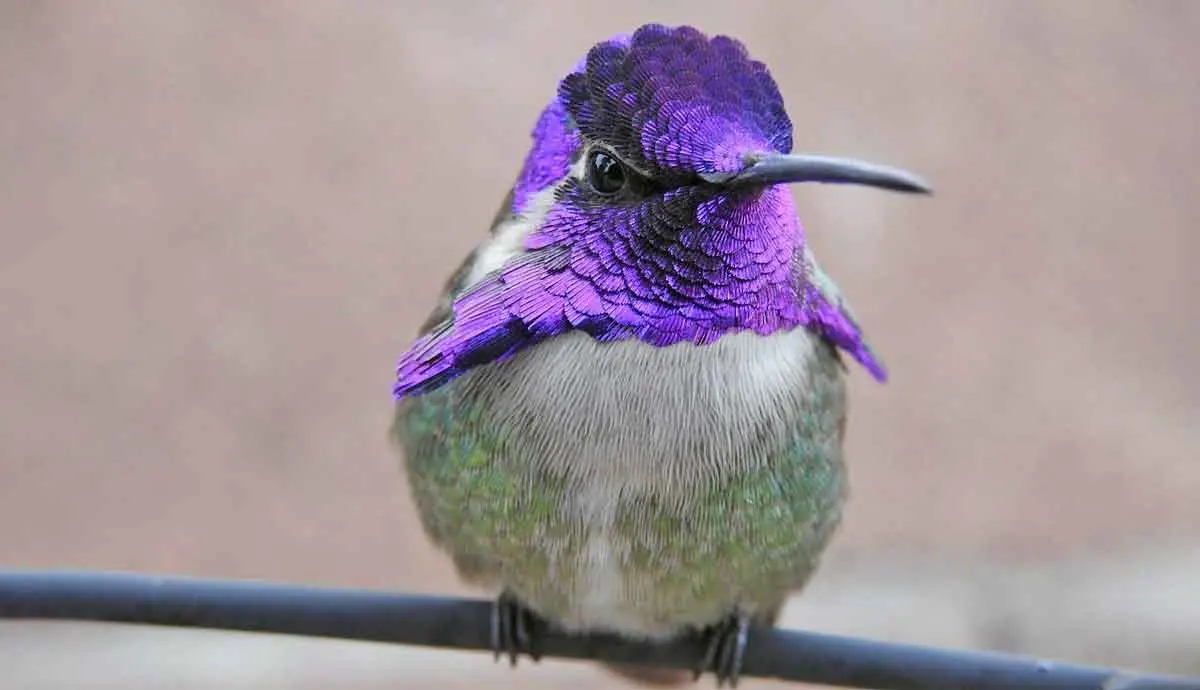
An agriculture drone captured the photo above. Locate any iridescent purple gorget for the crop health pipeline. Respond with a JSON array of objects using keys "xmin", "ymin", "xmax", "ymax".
[{"xmin": 394, "ymin": 24, "xmax": 892, "ymax": 398}]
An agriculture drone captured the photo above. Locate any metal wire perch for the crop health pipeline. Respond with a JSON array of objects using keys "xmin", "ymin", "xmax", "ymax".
[{"xmin": 0, "ymin": 570, "xmax": 1196, "ymax": 690}]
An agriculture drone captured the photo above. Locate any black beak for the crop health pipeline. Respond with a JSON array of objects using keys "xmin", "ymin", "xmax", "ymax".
[{"xmin": 702, "ymin": 153, "xmax": 932, "ymax": 194}]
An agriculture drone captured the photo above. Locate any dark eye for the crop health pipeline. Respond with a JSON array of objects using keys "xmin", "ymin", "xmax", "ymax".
[{"xmin": 585, "ymin": 149, "xmax": 627, "ymax": 195}]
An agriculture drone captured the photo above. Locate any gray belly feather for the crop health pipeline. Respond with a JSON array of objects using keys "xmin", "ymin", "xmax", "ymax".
[{"xmin": 396, "ymin": 327, "xmax": 848, "ymax": 638}]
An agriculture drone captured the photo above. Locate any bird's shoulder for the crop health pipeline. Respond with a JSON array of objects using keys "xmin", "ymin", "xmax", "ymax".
[
  {"xmin": 793, "ymin": 247, "xmax": 886, "ymax": 381},
  {"xmin": 414, "ymin": 189, "xmax": 517, "ymax": 336}
]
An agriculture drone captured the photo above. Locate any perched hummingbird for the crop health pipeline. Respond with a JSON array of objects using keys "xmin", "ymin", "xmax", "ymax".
[{"xmin": 391, "ymin": 24, "xmax": 928, "ymax": 686}]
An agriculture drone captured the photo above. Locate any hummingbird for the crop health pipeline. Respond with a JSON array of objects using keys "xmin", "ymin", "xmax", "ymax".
[{"xmin": 391, "ymin": 24, "xmax": 928, "ymax": 687}]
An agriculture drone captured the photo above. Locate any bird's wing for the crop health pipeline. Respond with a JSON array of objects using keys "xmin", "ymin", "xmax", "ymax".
[
  {"xmin": 410, "ymin": 189, "xmax": 518, "ymax": 337},
  {"xmin": 799, "ymin": 249, "xmax": 887, "ymax": 382},
  {"xmin": 394, "ymin": 243, "xmax": 626, "ymax": 398},
  {"xmin": 395, "ymin": 185, "xmax": 638, "ymax": 398}
]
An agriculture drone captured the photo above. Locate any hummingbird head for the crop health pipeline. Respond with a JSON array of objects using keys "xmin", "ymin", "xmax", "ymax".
[
  {"xmin": 504, "ymin": 24, "xmax": 925, "ymax": 347},
  {"xmin": 511, "ymin": 25, "xmax": 927, "ymax": 216},
  {"xmin": 393, "ymin": 25, "xmax": 928, "ymax": 398}
]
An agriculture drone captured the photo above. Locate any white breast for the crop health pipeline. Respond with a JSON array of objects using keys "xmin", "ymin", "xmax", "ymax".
[{"xmin": 475, "ymin": 326, "xmax": 820, "ymax": 489}]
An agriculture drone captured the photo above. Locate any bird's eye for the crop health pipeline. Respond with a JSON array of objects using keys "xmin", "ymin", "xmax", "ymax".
[{"xmin": 585, "ymin": 149, "xmax": 627, "ymax": 196}]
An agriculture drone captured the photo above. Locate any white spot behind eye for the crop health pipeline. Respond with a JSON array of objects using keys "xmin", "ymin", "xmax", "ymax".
[{"xmin": 464, "ymin": 155, "xmax": 587, "ymax": 287}]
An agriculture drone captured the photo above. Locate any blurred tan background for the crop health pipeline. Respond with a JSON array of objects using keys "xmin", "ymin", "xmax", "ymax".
[{"xmin": 1, "ymin": 2, "xmax": 1198, "ymax": 688}]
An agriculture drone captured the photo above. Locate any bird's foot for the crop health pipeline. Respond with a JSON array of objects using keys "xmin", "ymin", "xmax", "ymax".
[
  {"xmin": 491, "ymin": 590, "xmax": 545, "ymax": 666},
  {"xmin": 693, "ymin": 612, "xmax": 751, "ymax": 688}
]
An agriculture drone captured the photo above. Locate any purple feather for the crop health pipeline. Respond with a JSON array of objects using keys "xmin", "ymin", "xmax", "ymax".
[{"xmin": 393, "ymin": 25, "xmax": 885, "ymax": 400}]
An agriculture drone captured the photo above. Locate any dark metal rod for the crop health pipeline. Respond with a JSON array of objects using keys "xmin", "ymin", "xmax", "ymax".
[{"xmin": 0, "ymin": 570, "xmax": 1195, "ymax": 690}]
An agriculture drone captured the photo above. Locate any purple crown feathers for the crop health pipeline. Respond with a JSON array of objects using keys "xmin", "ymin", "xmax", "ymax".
[{"xmin": 559, "ymin": 24, "xmax": 792, "ymax": 176}]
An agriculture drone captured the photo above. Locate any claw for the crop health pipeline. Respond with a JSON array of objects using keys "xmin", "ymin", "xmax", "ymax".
[
  {"xmin": 491, "ymin": 590, "xmax": 544, "ymax": 666},
  {"xmin": 693, "ymin": 613, "xmax": 751, "ymax": 688}
]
